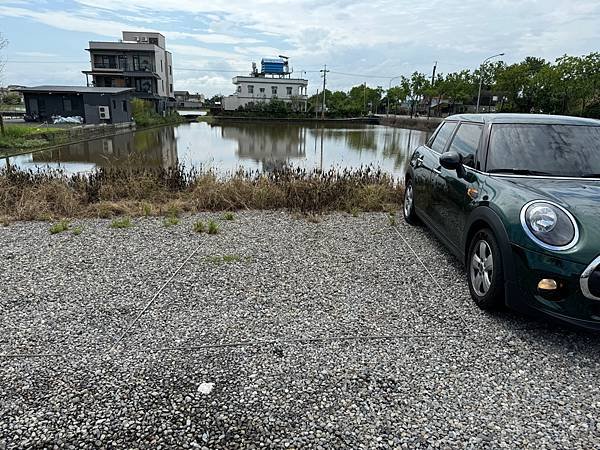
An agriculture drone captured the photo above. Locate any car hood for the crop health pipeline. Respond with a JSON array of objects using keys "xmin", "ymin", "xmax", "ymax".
[{"xmin": 496, "ymin": 176, "xmax": 600, "ymax": 264}]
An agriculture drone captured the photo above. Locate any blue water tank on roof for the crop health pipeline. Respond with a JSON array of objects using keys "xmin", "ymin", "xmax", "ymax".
[{"xmin": 261, "ymin": 58, "xmax": 286, "ymax": 74}]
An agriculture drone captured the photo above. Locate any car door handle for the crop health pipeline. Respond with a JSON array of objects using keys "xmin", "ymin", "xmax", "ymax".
[
  {"xmin": 414, "ymin": 156, "xmax": 424, "ymax": 167},
  {"xmin": 432, "ymin": 166, "xmax": 442, "ymax": 175}
]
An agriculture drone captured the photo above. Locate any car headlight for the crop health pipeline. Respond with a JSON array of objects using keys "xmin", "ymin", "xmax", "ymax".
[{"xmin": 520, "ymin": 201, "xmax": 579, "ymax": 250}]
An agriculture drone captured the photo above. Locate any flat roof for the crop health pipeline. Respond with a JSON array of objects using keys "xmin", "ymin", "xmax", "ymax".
[
  {"xmin": 447, "ymin": 113, "xmax": 600, "ymax": 126},
  {"xmin": 18, "ymin": 86, "xmax": 134, "ymax": 95}
]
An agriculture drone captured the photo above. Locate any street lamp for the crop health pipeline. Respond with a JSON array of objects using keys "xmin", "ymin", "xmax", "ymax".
[
  {"xmin": 387, "ymin": 76, "xmax": 402, "ymax": 117},
  {"xmin": 476, "ymin": 53, "xmax": 504, "ymax": 113}
]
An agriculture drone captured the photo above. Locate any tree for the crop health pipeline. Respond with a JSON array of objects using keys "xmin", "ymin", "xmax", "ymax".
[
  {"xmin": 0, "ymin": 33, "xmax": 8, "ymax": 135},
  {"xmin": 443, "ymin": 70, "xmax": 473, "ymax": 114},
  {"xmin": 401, "ymin": 72, "xmax": 430, "ymax": 117}
]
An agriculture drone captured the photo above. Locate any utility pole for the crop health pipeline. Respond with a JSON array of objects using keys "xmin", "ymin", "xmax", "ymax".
[
  {"xmin": 320, "ymin": 64, "xmax": 329, "ymax": 120},
  {"xmin": 315, "ymin": 89, "xmax": 319, "ymax": 119},
  {"xmin": 427, "ymin": 61, "xmax": 437, "ymax": 119}
]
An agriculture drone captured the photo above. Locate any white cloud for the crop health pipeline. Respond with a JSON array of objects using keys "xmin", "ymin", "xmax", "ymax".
[{"xmin": 2, "ymin": 0, "xmax": 600, "ymax": 96}]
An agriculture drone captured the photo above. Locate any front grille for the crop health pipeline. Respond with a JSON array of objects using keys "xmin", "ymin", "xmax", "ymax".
[{"xmin": 589, "ymin": 269, "xmax": 600, "ymax": 298}]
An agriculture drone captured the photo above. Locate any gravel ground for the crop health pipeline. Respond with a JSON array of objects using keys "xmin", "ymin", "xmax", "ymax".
[{"xmin": 1, "ymin": 211, "xmax": 600, "ymax": 449}]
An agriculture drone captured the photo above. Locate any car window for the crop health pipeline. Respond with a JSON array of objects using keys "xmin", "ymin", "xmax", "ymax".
[
  {"xmin": 447, "ymin": 123, "xmax": 483, "ymax": 167},
  {"xmin": 430, "ymin": 122, "xmax": 457, "ymax": 153},
  {"xmin": 488, "ymin": 124, "xmax": 600, "ymax": 177}
]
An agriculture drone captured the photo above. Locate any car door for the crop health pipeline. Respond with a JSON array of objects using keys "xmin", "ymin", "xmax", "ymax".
[
  {"xmin": 410, "ymin": 121, "xmax": 458, "ymax": 221},
  {"xmin": 430, "ymin": 121, "xmax": 484, "ymax": 247}
]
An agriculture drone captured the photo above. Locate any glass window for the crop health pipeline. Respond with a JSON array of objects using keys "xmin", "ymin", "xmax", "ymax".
[
  {"xmin": 271, "ymin": 86, "xmax": 278, "ymax": 95},
  {"xmin": 112, "ymin": 99, "xmax": 117, "ymax": 109},
  {"xmin": 237, "ymin": 86, "xmax": 242, "ymax": 93},
  {"xmin": 248, "ymin": 85, "xmax": 254, "ymax": 94},
  {"xmin": 286, "ymin": 86, "xmax": 293, "ymax": 96},
  {"xmin": 259, "ymin": 87, "xmax": 265, "ymax": 93},
  {"xmin": 63, "ymin": 97, "xmax": 72, "ymax": 112},
  {"xmin": 122, "ymin": 100, "xmax": 128, "ymax": 112},
  {"xmin": 430, "ymin": 121, "xmax": 457, "ymax": 153},
  {"xmin": 447, "ymin": 123, "xmax": 483, "ymax": 167},
  {"xmin": 488, "ymin": 124, "xmax": 600, "ymax": 177}
]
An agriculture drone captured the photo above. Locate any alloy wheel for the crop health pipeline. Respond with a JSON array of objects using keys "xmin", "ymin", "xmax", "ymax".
[
  {"xmin": 404, "ymin": 184, "xmax": 414, "ymax": 217},
  {"xmin": 470, "ymin": 240, "xmax": 494, "ymax": 297}
]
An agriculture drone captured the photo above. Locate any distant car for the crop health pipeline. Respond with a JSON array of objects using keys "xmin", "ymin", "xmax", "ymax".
[{"xmin": 404, "ymin": 113, "xmax": 600, "ymax": 330}]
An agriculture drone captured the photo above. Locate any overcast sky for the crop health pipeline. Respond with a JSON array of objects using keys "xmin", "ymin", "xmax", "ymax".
[{"xmin": 1, "ymin": 0, "xmax": 599, "ymax": 96}]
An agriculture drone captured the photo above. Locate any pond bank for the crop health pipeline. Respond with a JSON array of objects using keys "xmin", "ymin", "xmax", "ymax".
[
  {"xmin": 379, "ymin": 115, "xmax": 442, "ymax": 131},
  {"xmin": 0, "ymin": 166, "xmax": 402, "ymax": 222}
]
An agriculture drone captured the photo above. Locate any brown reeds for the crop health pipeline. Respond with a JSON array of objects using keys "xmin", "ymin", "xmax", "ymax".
[{"xmin": 0, "ymin": 166, "xmax": 403, "ymax": 221}]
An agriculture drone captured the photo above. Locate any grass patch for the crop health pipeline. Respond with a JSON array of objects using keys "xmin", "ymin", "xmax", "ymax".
[
  {"xmin": 388, "ymin": 212, "xmax": 397, "ymax": 226},
  {"xmin": 49, "ymin": 219, "xmax": 70, "ymax": 234},
  {"xmin": 110, "ymin": 217, "xmax": 133, "ymax": 229},
  {"xmin": 72, "ymin": 226, "xmax": 83, "ymax": 235},
  {"xmin": 163, "ymin": 215, "xmax": 180, "ymax": 227},
  {"xmin": 193, "ymin": 220, "xmax": 206, "ymax": 233},
  {"xmin": 207, "ymin": 220, "xmax": 219, "ymax": 235},
  {"xmin": 206, "ymin": 254, "xmax": 250, "ymax": 264},
  {"xmin": 0, "ymin": 125, "xmax": 69, "ymax": 152},
  {"xmin": 222, "ymin": 212, "xmax": 235, "ymax": 221}
]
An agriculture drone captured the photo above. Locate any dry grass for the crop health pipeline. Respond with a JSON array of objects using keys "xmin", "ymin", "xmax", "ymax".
[{"xmin": 0, "ymin": 166, "xmax": 403, "ymax": 221}]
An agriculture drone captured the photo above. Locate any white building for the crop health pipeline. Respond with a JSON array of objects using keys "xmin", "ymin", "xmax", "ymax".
[{"xmin": 222, "ymin": 59, "xmax": 308, "ymax": 111}]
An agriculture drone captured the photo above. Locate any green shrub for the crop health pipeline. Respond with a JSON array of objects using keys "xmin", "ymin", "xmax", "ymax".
[{"xmin": 222, "ymin": 212, "xmax": 235, "ymax": 221}]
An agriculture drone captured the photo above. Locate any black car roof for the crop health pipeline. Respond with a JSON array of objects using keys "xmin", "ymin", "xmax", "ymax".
[{"xmin": 445, "ymin": 113, "xmax": 600, "ymax": 126}]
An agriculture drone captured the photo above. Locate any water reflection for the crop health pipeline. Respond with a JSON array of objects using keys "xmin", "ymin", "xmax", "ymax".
[{"xmin": 2, "ymin": 122, "xmax": 430, "ymax": 178}]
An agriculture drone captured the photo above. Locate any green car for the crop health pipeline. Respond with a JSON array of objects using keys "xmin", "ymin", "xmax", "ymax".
[{"xmin": 403, "ymin": 113, "xmax": 600, "ymax": 330}]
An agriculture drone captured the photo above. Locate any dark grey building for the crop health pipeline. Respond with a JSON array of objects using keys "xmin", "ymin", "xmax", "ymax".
[{"xmin": 19, "ymin": 86, "xmax": 133, "ymax": 124}]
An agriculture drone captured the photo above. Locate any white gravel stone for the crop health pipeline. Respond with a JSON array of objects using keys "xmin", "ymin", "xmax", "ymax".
[{"xmin": 0, "ymin": 211, "xmax": 599, "ymax": 449}]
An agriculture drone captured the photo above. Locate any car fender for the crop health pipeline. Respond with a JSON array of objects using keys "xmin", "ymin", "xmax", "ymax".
[{"xmin": 463, "ymin": 206, "xmax": 516, "ymax": 290}]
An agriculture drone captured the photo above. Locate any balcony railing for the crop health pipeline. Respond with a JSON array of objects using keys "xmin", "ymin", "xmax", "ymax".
[{"xmin": 93, "ymin": 61, "xmax": 155, "ymax": 72}]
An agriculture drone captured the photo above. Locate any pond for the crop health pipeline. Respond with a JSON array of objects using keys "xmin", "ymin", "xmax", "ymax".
[{"xmin": 1, "ymin": 122, "xmax": 431, "ymax": 178}]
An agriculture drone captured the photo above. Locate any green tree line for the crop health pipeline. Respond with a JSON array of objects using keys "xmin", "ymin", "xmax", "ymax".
[{"xmin": 307, "ymin": 52, "xmax": 600, "ymax": 118}]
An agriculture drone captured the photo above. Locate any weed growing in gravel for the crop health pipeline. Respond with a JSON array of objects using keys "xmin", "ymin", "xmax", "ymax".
[
  {"xmin": 110, "ymin": 217, "xmax": 133, "ymax": 229},
  {"xmin": 388, "ymin": 212, "xmax": 397, "ymax": 226},
  {"xmin": 163, "ymin": 215, "xmax": 180, "ymax": 227},
  {"xmin": 142, "ymin": 202, "xmax": 152, "ymax": 217},
  {"xmin": 350, "ymin": 207, "xmax": 360, "ymax": 217},
  {"xmin": 72, "ymin": 226, "xmax": 83, "ymax": 235},
  {"xmin": 49, "ymin": 219, "xmax": 70, "ymax": 234},
  {"xmin": 222, "ymin": 212, "xmax": 235, "ymax": 221},
  {"xmin": 306, "ymin": 213, "xmax": 321, "ymax": 223},
  {"xmin": 193, "ymin": 220, "xmax": 206, "ymax": 233},
  {"xmin": 0, "ymin": 217, "xmax": 9, "ymax": 227},
  {"xmin": 207, "ymin": 220, "xmax": 219, "ymax": 235},
  {"xmin": 206, "ymin": 254, "xmax": 250, "ymax": 264}
]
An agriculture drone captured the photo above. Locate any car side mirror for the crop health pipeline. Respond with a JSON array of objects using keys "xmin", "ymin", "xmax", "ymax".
[{"xmin": 439, "ymin": 151, "xmax": 462, "ymax": 171}]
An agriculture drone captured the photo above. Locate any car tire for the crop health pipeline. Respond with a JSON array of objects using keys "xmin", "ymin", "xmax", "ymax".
[
  {"xmin": 403, "ymin": 179, "xmax": 420, "ymax": 225},
  {"xmin": 467, "ymin": 228, "xmax": 505, "ymax": 310}
]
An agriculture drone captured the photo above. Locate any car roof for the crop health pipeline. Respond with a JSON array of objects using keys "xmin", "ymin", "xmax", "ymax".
[{"xmin": 445, "ymin": 113, "xmax": 600, "ymax": 126}]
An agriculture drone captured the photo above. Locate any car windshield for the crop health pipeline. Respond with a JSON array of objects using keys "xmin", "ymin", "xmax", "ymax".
[{"xmin": 487, "ymin": 124, "xmax": 600, "ymax": 177}]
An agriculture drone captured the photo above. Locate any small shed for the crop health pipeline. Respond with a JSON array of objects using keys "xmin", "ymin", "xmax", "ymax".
[{"xmin": 19, "ymin": 86, "xmax": 134, "ymax": 124}]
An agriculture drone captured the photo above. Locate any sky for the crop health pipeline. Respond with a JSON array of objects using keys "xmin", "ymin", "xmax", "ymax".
[{"xmin": 0, "ymin": 0, "xmax": 599, "ymax": 97}]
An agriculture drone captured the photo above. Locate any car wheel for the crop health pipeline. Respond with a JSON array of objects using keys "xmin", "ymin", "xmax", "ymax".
[
  {"xmin": 467, "ymin": 228, "xmax": 504, "ymax": 309},
  {"xmin": 403, "ymin": 179, "xmax": 419, "ymax": 225}
]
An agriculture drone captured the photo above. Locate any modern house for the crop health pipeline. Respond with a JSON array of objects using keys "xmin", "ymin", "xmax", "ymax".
[
  {"xmin": 83, "ymin": 31, "xmax": 174, "ymax": 112},
  {"xmin": 222, "ymin": 58, "xmax": 308, "ymax": 111},
  {"xmin": 19, "ymin": 86, "xmax": 133, "ymax": 124}
]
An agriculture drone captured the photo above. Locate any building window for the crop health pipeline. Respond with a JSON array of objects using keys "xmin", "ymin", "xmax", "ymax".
[
  {"xmin": 160, "ymin": 60, "xmax": 163, "ymax": 72},
  {"xmin": 169, "ymin": 65, "xmax": 172, "ymax": 75},
  {"xmin": 237, "ymin": 86, "xmax": 242, "ymax": 93},
  {"xmin": 122, "ymin": 100, "xmax": 128, "ymax": 112},
  {"xmin": 248, "ymin": 85, "xmax": 254, "ymax": 94},
  {"xmin": 287, "ymin": 87, "xmax": 293, "ymax": 96},
  {"xmin": 271, "ymin": 86, "xmax": 278, "ymax": 95},
  {"xmin": 169, "ymin": 84, "xmax": 173, "ymax": 94},
  {"xmin": 162, "ymin": 80, "xmax": 164, "ymax": 92},
  {"xmin": 63, "ymin": 97, "xmax": 72, "ymax": 112},
  {"xmin": 149, "ymin": 37, "xmax": 159, "ymax": 45},
  {"xmin": 259, "ymin": 87, "xmax": 265, "ymax": 94},
  {"xmin": 112, "ymin": 99, "xmax": 117, "ymax": 109}
]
